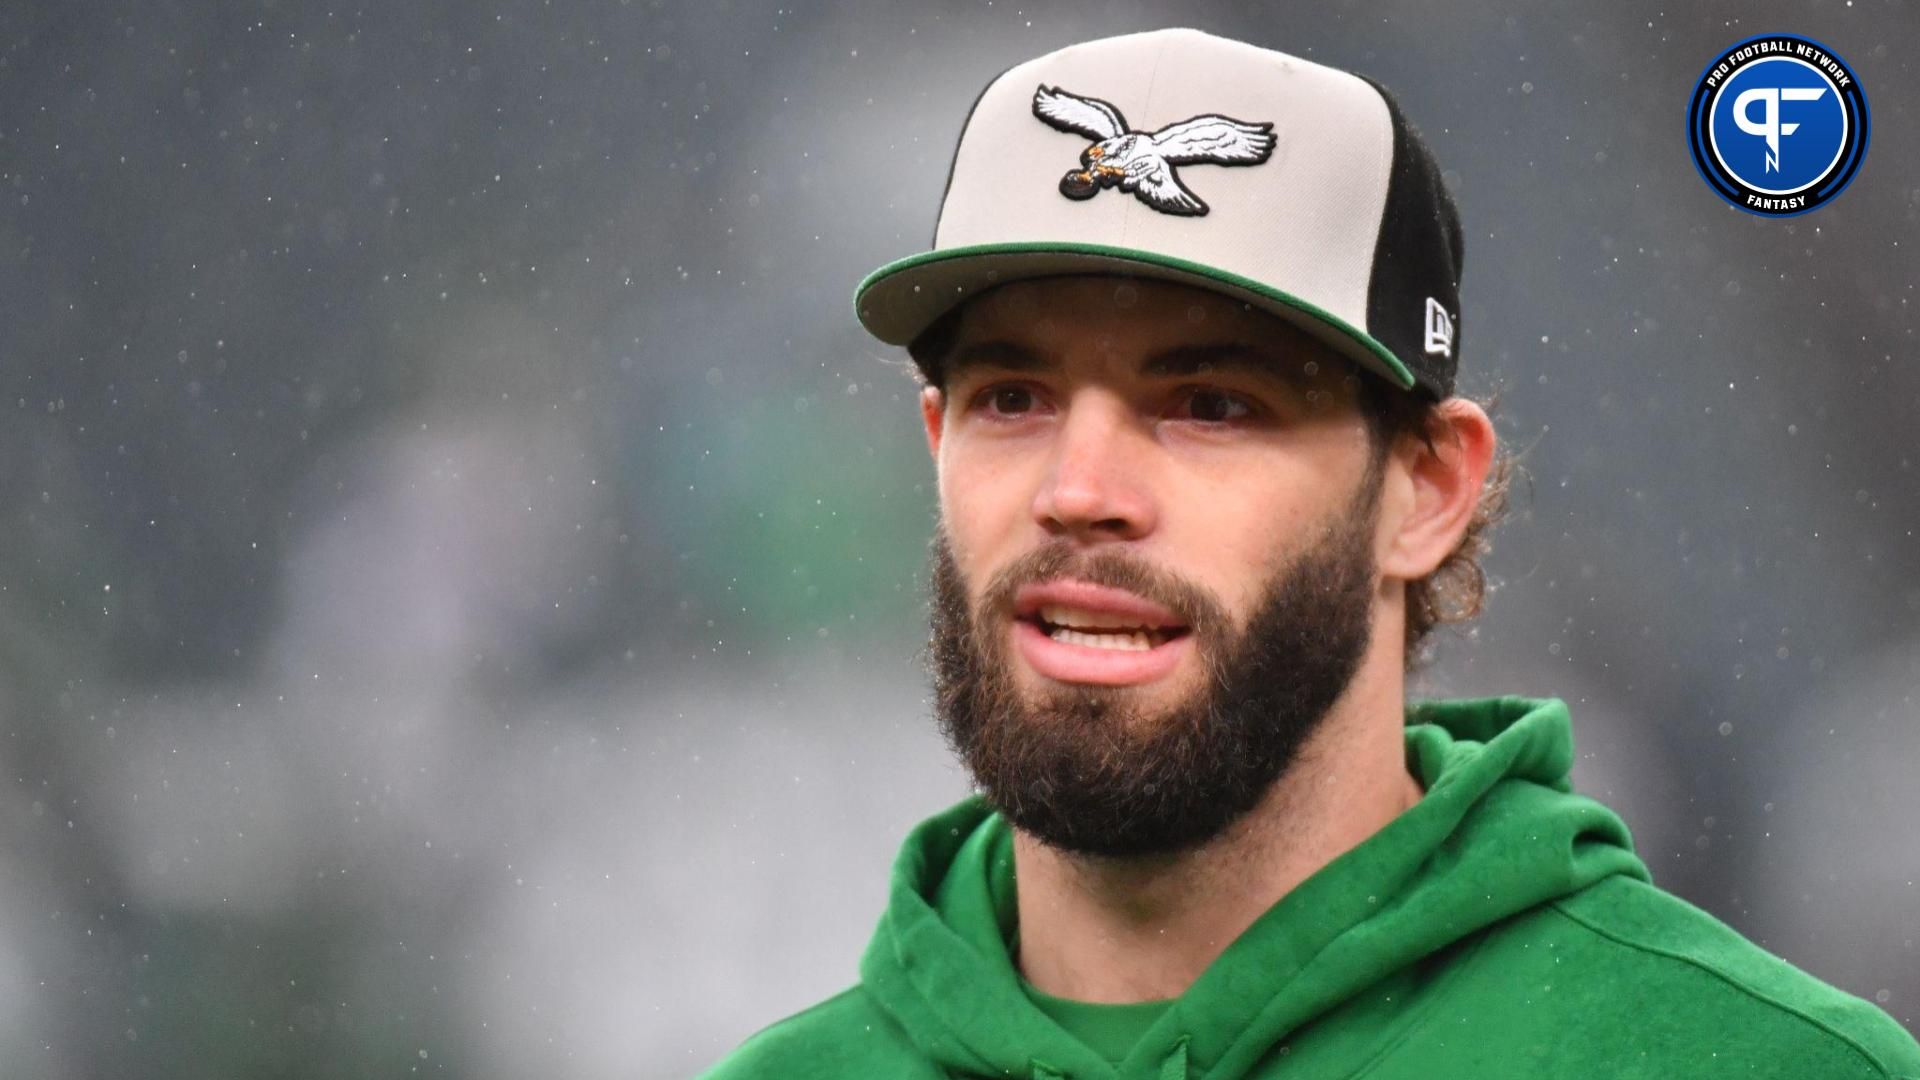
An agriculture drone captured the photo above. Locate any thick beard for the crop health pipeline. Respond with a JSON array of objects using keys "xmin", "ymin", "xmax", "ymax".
[{"xmin": 924, "ymin": 474, "xmax": 1382, "ymax": 859}]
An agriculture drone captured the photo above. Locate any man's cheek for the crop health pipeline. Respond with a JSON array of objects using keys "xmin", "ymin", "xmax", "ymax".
[{"xmin": 945, "ymin": 483, "xmax": 1020, "ymax": 560}]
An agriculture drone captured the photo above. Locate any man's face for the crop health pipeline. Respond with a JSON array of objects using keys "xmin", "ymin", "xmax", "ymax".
[{"xmin": 920, "ymin": 275, "xmax": 1389, "ymax": 858}]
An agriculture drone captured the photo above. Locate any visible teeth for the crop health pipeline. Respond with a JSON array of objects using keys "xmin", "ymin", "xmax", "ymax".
[
  {"xmin": 1039, "ymin": 604, "xmax": 1166, "ymax": 632},
  {"xmin": 1048, "ymin": 626, "xmax": 1155, "ymax": 651}
]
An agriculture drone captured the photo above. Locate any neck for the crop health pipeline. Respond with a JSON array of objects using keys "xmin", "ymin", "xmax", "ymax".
[{"xmin": 1011, "ymin": 637, "xmax": 1423, "ymax": 1004}]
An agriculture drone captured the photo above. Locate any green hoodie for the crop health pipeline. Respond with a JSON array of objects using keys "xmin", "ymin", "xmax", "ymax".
[{"xmin": 700, "ymin": 696, "xmax": 1920, "ymax": 1079}]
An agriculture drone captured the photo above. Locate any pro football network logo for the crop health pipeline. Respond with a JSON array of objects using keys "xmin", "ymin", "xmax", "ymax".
[{"xmin": 1686, "ymin": 34, "xmax": 1869, "ymax": 217}]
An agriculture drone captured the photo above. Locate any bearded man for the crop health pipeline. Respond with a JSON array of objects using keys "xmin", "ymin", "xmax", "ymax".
[{"xmin": 699, "ymin": 27, "xmax": 1920, "ymax": 1080}]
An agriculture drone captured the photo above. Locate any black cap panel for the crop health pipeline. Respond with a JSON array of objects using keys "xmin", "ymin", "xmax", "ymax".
[{"xmin": 1359, "ymin": 75, "xmax": 1464, "ymax": 401}]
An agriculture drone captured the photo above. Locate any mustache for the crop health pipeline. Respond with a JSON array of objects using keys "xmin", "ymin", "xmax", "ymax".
[{"xmin": 974, "ymin": 537, "xmax": 1227, "ymax": 639}]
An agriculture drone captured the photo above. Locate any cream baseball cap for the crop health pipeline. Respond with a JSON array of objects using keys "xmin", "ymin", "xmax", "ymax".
[{"xmin": 853, "ymin": 27, "xmax": 1465, "ymax": 400}]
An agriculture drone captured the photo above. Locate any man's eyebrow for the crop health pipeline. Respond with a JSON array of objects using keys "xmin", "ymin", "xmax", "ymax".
[
  {"xmin": 1140, "ymin": 343, "xmax": 1299, "ymax": 382},
  {"xmin": 942, "ymin": 340, "xmax": 1050, "ymax": 382},
  {"xmin": 942, "ymin": 339, "xmax": 1307, "ymax": 386}
]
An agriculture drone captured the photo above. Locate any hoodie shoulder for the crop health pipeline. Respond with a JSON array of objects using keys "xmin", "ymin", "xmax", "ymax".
[
  {"xmin": 1547, "ymin": 876, "xmax": 1920, "ymax": 1078},
  {"xmin": 694, "ymin": 984, "xmax": 944, "ymax": 1080}
]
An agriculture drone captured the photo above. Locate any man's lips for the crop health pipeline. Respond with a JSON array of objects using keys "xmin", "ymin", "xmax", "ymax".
[
  {"xmin": 1009, "ymin": 579, "xmax": 1193, "ymax": 686},
  {"xmin": 1011, "ymin": 579, "xmax": 1189, "ymax": 632}
]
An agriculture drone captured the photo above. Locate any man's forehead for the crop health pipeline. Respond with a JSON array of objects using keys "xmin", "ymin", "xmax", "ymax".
[{"xmin": 944, "ymin": 275, "xmax": 1353, "ymax": 388}]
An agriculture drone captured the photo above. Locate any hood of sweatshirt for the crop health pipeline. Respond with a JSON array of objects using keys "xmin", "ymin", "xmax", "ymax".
[{"xmin": 857, "ymin": 695, "xmax": 1650, "ymax": 1080}]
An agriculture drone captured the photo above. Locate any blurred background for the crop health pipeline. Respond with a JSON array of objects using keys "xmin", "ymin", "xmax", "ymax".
[{"xmin": 1, "ymin": 1, "xmax": 1915, "ymax": 1076}]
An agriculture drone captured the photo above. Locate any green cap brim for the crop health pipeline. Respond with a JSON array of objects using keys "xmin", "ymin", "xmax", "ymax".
[{"xmin": 853, "ymin": 241, "xmax": 1415, "ymax": 391}]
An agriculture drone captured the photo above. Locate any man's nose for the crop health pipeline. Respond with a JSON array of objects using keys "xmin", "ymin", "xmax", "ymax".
[{"xmin": 1030, "ymin": 391, "xmax": 1158, "ymax": 543}]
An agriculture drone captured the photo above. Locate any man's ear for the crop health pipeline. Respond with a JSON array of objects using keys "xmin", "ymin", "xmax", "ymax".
[
  {"xmin": 1378, "ymin": 398, "xmax": 1497, "ymax": 581},
  {"xmin": 920, "ymin": 385, "xmax": 946, "ymax": 461}
]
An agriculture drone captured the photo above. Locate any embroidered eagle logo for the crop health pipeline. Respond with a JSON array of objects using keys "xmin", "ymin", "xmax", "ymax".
[{"xmin": 1031, "ymin": 84, "xmax": 1277, "ymax": 216}]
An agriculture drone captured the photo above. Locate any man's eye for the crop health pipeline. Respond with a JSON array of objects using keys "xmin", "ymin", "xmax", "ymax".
[
  {"xmin": 975, "ymin": 384, "xmax": 1040, "ymax": 417},
  {"xmin": 1177, "ymin": 387, "xmax": 1254, "ymax": 423}
]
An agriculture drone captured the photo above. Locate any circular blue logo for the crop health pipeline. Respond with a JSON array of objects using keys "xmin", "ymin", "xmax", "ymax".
[{"xmin": 1686, "ymin": 34, "xmax": 1869, "ymax": 216}]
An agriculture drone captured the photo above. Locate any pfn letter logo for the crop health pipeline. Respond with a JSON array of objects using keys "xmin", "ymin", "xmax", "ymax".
[{"xmin": 1731, "ymin": 86, "xmax": 1827, "ymax": 173}]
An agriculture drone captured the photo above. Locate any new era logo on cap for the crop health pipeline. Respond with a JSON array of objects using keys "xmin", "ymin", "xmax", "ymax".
[
  {"xmin": 1425, "ymin": 297, "xmax": 1455, "ymax": 358},
  {"xmin": 853, "ymin": 27, "xmax": 1466, "ymax": 401}
]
